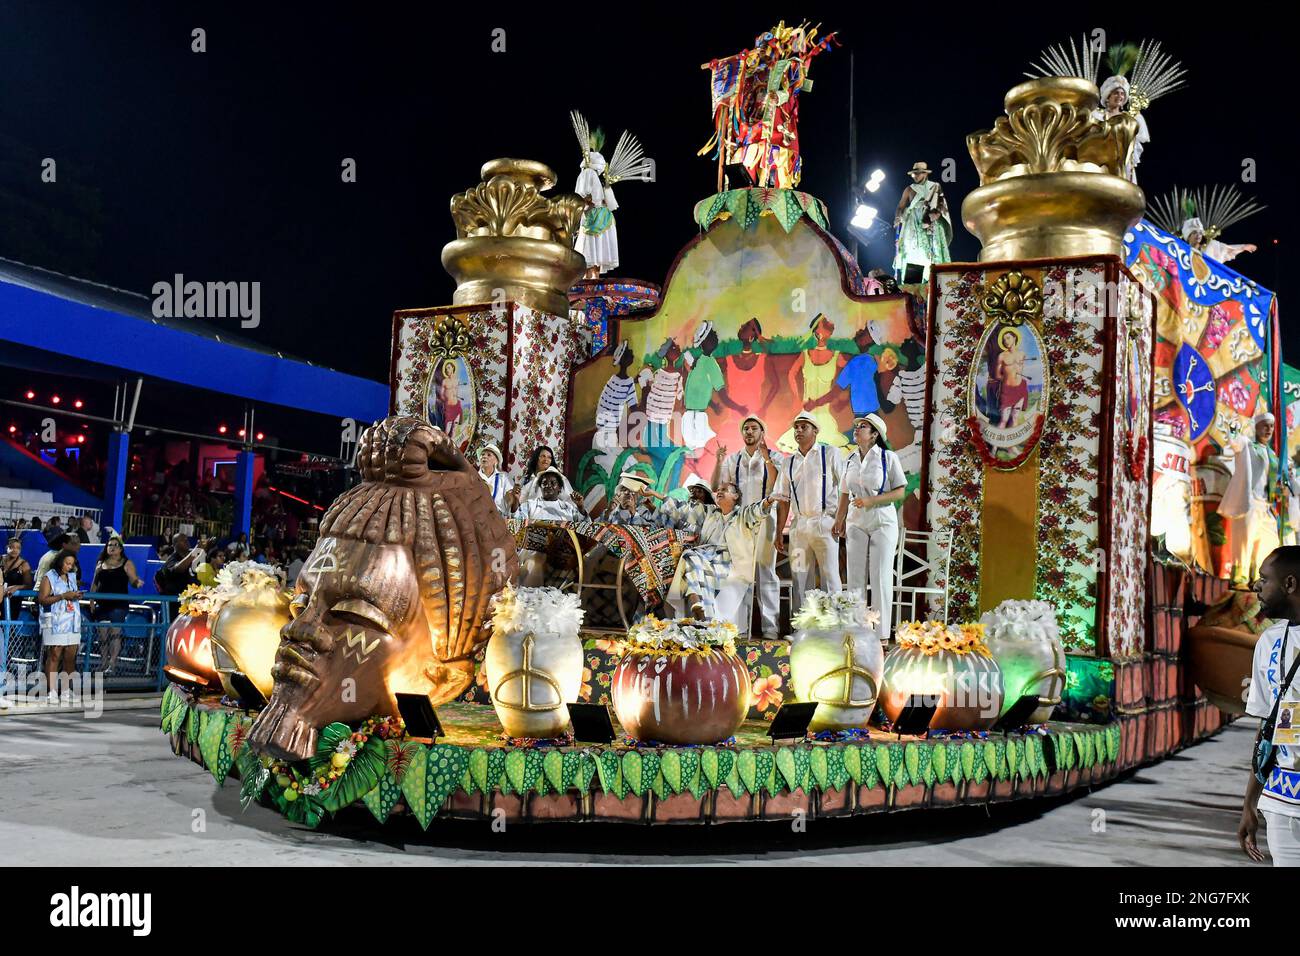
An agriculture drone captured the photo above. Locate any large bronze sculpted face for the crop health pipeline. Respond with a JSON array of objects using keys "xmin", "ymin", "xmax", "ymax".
[{"xmin": 249, "ymin": 416, "xmax": 518, "ymax": 761}]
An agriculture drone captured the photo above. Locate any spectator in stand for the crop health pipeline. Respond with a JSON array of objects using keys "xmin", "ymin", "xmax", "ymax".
[
  {"xmin": 35, "ymin": 534, "xmax": 81, "ymax": 589},
  {"xmin": 90, "ymin": 534, "xmax": 143, "ymax": 674},
  {"xmin": 37, "ymin": 549, "xmax": 84, "ymax": 703},
  {"xmin": 75, "ymin": 515, "xmax": 100, "ymax": 544},
  {"xmin": 155, "ymin": 527, "xmax": 174, "ymax": 554},
  {"xmin": 3, "ymin": 534, "xmax": 34, "ymax": 620},
  {"xmin": 28, "ymin": 517, "xmax": 42, "ymax": 532},
  {"xmin": 227, "ymin": 532, "xmax": 250, "ymax": 560},
  {"xmin": 155, "ymin": 533, "xmax": 211, "ymax": 595},
  {"xmin": 43, "ymin": 516, "xmax": 63, "ymax": 544},
  {"xmin": 286, "ymin": 547, "xmax": 307, "ymax": 586}
]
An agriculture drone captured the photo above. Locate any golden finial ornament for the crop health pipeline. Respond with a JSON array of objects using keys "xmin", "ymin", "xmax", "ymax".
[{"xmin": 962, "ymin": 78, "xmax": 1146, "ymax": 260}]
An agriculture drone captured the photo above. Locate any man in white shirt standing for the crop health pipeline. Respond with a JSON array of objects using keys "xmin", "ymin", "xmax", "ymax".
[
  {"xmin": 773, "ymin": 411, "xmax": 844, "ymax": 615},
  {"xmin": 713, "ymin": 415, "xmax": 783, "ymax": 638},
  {"xmin": 1241, "ymin": 546, "xmax": 1300, "ymax": 865}
]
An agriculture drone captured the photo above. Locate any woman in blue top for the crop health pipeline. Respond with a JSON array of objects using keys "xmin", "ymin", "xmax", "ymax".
[{"xmin": 38, "ymin": 549, "xmax": 84, "ymax": 704}]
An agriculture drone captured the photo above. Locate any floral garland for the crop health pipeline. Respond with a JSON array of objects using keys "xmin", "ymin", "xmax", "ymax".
[
  {"xmin": 896, "ymin": 620, "xmax": 992, "ymax": 657},
  {"xmin": 270, "ymin": 715, "xmax": 405, "ymax": 802},
  {"xmin": 622, "ymin": 616, "xmax": 738, "ymax": 656},
  {"xmin": 491, "ymin": 585, "xmax": 585, "ymax": 638},
  {"xmin": 177, "ymin": 560, "xmax": 285, "ymax": 619},
  {"xmin": 791, "ymin": 588, "xmax": 880, "ymax": 631},
  {"xmin": 979, "ymin": 599, "xmax": 1061, "ymax": 645}
]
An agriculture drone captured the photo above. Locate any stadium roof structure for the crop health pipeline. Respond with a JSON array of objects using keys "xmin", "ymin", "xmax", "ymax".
[{"xmin": 0, "ymin": 256, "xmax": 387, "ymax": 422}]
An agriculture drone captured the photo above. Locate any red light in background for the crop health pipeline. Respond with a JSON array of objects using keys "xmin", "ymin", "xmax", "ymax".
[
  {"xmin": 238, "ymin": 428, "xmax": 247, "ymax": 438},
  {"xmin": 7, "ymin": 425, "xmax": 15, "ymax": 434},
  {"xmin": 51, "ymin": 395, "xmax": 61, "ymax": 404},
  {"xmin": 74, "ymin": 399, "xmax": 84, "ymax": 409},
  {"xmin": 24, "ymin": 391, "xmax": 34, "ymax": 400},
  {"xmin": 256, "ymin": 432, "xmax": 265, "ymax": 441},
  {"xmin": 76, "ymin": 435, "xmax": 85, "ymax": 444},
  {"xmin": 218, "ymin": 425, "xmax": 228, "ymax": 434}
]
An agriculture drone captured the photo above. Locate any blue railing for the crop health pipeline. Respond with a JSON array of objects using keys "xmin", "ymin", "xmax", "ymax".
[{"xmin": 1, "ymin": 590, "xmax": 178, "ymax": 693}]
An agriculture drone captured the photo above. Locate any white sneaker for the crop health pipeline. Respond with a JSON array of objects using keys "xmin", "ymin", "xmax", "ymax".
[
  {"xmin": 46, "ymin": 691, "xmax": 59, "ymax": 705},
  {"xmin": 60, "ymin": 689, "xmax": 75, "ymax": 704}
]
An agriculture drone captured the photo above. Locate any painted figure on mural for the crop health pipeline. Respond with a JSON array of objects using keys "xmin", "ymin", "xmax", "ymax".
[
  {"xmin": 994, "ymin": 327, "xmax": 1030, "ymax": 428},
  {"xmin": 682, "ymin": 321, "xmax": 725, "ymax": 454},
  {"xmin": 714, "ymin": 318, "xmax": 779, "ymax": 446},
  {"xmin": 1220, "ymin": 412, "xmax": 1295, "ymax": 587},
  {"xmin": 594, "ymin": 340, "xmax": 639, "ymax": 451},
  {"xmin": 892, "ymin": 162, "xmax": 952, "ymax": 283},
  {"xmin": 779, "ymin": 313, "xmax": 849, "ymax": 451},
  {"xmin": 639, "ymin": 338, "xmax": 685, "ymax": 449},
  {"xmin": 837, "ymin": 325, "xmax": 883, "ymax": 422}
]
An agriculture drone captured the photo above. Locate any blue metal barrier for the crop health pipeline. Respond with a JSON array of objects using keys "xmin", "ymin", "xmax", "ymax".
[{"xmin": 1, "ymin": 590, "xmax": 178, "ymax": 693}]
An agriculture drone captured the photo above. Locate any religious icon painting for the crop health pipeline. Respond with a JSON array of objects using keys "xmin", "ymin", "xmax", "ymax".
[
  {"xmin": 967, "ymin": 320, "xmax": 1049, "ymax": 470},
  {"xmin": 422, "ymin": 316, "xmax": 478, "ymax": 452}
]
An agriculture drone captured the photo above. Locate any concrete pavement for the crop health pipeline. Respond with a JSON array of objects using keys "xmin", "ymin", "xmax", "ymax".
[{"xmin": 0, "ymin": 708, "xmax": 1266, "ymax": 865}]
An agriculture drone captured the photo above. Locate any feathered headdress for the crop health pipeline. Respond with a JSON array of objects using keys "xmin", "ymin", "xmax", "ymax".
[
  {"xmin": 1027, "ymin": 36, "xmax": 1187, "ymax": 112},
  {"xmin": 571, "ymin": 110, "xmax": 652, "ymax": 186},
  {"xmin": 1149, "ymin": 185, "xmax": 1266, "ymax": 242}
]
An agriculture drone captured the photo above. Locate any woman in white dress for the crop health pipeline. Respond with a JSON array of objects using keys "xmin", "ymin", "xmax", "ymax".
[
  {"xmin": 833, "ymin": 414, "xmax": 906, "ymax": 640},
  {"xmin": 38, "ymin": 548, "xmax": 84, "ymax": 703}
]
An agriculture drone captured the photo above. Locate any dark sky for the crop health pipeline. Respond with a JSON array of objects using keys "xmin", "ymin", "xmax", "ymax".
[{"xmin": 1, "ymin": 1, "xmax": 1295, "ymax": 389}]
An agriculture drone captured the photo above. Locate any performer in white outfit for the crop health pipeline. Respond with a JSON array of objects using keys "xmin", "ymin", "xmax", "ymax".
[
  {"xmin": 1221, "ymin": 412, "xmax": 1292, "ymax": 587},
  {"xmin": 514, "ymin": 469, "xmax": 586, "ymax": 587},
  {"xmin": 833, "ymin": 414, "xmax": 906, "ymax": 641},
  {"xmin": 667, "ymin": 483, "xmax": 774, "ymax": 625},
  {"xmin": 1182, "ymin": 216, "xmax": 1257, "ymax": 265},
  {"xmin": 1093, "ymin": 74, "xmax": 1149, "ymax": 183},
  {"xmin": 713, "ymin": 415, "xmax": 783, "ymax": 638},
  {"xmin": 774, "ymin": 411, "xmax": 845, "ymax": 614},
  {"xmin": 478, "ymin": 444, "xmax": 513, "ymax": 517},
  {"xmin": 570, "ymin": 111, "xmax": 653, "ymax": 278}
]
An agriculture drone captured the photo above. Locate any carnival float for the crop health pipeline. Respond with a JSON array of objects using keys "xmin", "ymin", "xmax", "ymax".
[{"xmin": 159, "ymin": 22, "xmax": 1281, "ymax": 830}]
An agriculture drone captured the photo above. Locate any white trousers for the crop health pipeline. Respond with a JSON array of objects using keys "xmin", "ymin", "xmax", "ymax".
[
  {"xmin": 1263, "ymin": 809, "xmax": 1300, "ymax": 866},
  {"xmin": 846, "ymin": 522, "xmax": 898, "ymax": 641},
  {"xmin": 1231, "ymin": 500, "xmax": 1280, "ymax": 586},
  {"xmin": 739, "ymin": 513, "xmax": 781, "ymax": 637},
  {"xmin": 789, "ymin": 515, "xmax": 840, "ymax": 615}
]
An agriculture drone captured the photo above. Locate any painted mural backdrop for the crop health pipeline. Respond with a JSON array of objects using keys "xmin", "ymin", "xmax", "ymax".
[
  {"xmin": 1124, "ymin": 220, "xmax": 1279, "ymax": 576},
  {"xmin": 568, "ymin": 210, "xmax": 920, "ymax": 511}
]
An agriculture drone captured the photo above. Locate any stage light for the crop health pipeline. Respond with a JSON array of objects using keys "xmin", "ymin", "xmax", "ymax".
[
  {"xmin": 25, "ymin": 391, "xmax": 35, "ymax": 400},
  {"xmin": 238, "ymin": 428, "xmax": 247, "ymax": 438},
  {"xmin": 256, "ymin": 432, "xmax": 264, "ymax": 441},
  {"xmin": 218, "ymin": 425, "xmax": 228, "ymax": 434},
  {"xmin": 51, "ymin": 395, "xmax": 61, "ymax": 404},
  {"xmin": 76, "ymin": 434, "xmax": 85, "ymax": 444},
  {"xmin": 851, "ymin": 204, "xmax": 878, "ymax": 230},
  {"xmin": 74, "ymin": 399, "xmax": 83, "ymax": 409},
  {"xmin": 865, "ymin": 169, "xmax": 885, "ymax": 193},
  {"xmin": 8, "ymin": 425, "xmax": 15, "ymax": 434}
]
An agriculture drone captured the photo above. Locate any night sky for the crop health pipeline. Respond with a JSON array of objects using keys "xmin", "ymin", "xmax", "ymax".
[{"xmin": 1, "ymin": 2, "xmax": 1295, "ymax": 393}]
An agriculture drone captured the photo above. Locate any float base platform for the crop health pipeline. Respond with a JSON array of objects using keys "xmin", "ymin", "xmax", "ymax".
[{"xmin": 158, "ymin": 687, "xmax": 1177, "ymax": 828}]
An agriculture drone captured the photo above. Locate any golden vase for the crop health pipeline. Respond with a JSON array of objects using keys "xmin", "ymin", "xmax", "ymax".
[{"xmin": 208, "ymin": 589, "xmax": 291, "ymax": 701}]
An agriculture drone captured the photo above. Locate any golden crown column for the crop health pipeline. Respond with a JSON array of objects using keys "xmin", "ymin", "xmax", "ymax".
[{"xmin": 920, "ymin": 76, "xmax": 1154, "ymax": 664}]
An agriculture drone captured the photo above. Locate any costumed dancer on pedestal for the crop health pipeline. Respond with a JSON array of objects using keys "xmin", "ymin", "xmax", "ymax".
[
  {"xmin": 1028, "ymin": 37, "xmax": 1186, "ymax": 185},
  {"xmin": 668, "ymin": 482, "xmax": 776, "ymax": 626},
  {"xmin": 832, "ymin": 413, "xmax": 906, "ymax": 641},
  {"xmin": 892, "ymin": 162, "xmax": 951, "ymax": 284},
  {"xmin": 594, "ymin": 340, "xmax": 639, "ymax": 451},
  {"xmin": 713, "ymin": 415, "xmax": 784, "ymax": 639},
  {"xmin": 570, "ymin": 110, "xmax": 654, "ymax": 279},
  {"xmin": 774, "ymin": 411, "xmax": 845, "ymax": 613},
  {"xmin": 478, "ymin": 444, "xmax": 513, "ymax": 517},
  {"xmin": 1151, "ymin": 185, "xmax": 1264, "ymax": 266},
  {"xmin": 682, "ymin": 321, "xmax": 725, "ymax": 454},
  {"xmin": 1221, "ymin": 413, "xmax": 1295, "ymax": 587}
]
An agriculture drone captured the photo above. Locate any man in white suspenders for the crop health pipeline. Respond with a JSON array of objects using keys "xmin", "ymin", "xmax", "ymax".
[
  {"xmin": 713, "ymin": 415, "xmax": 783, "ymax": 637},
  {"xmin": 773, "ymin": 411, "xmax": 844, "ymax": 615}
]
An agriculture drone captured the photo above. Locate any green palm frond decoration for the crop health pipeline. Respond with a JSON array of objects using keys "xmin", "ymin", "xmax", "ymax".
[{"xmin": 1104, "ymin": 42, "xmax": 1139, "ymax": 78}]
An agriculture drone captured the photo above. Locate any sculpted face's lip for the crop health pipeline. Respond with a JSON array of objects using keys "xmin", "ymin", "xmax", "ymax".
[{"xmin": 272, "ymin": 641, "xmax": 319, "ymax": 687}]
